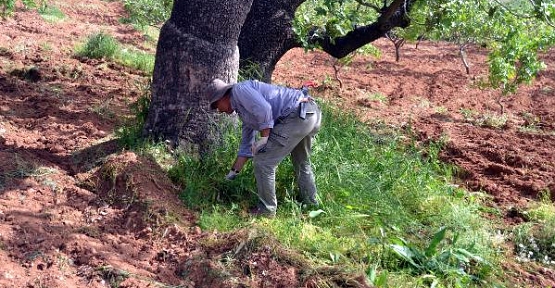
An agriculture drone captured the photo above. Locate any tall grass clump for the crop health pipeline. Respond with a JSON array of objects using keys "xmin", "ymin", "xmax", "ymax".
[
  {"xmin": 75, "ymin": 32, "xmax": 119, "ymax": 60},
  {"xmin": 169, "ymin": 100, "xmax": 501, "ymax": 287},
  {"xmin": 75, "ymin": 32, "xmax": 154, "ymax": 74},
  {"xmin": 116, "ymin": 80, "xmax": 151, "ymax": 149}
]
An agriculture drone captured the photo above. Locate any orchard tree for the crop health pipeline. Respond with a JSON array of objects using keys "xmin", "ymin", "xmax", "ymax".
[
  {"xmin": 143, "ymin": 0, "xmax": 555, "ymax": 151},
  {"xmin": 142, "ymin": 0, "xmax": 253, "ymax": 153}
]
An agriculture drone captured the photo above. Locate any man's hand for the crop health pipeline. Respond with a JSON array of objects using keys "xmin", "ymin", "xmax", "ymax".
[
  {"xmin": 251, "ymin": 136, "xmax": 268, "ymax": 155},
  {"xmin": 226, "ymin": 169, "xmax": 239, "ymax": 180}
]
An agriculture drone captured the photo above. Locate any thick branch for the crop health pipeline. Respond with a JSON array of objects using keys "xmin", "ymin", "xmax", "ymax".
[{"xmin": 310, "ymin": 0, "xmax": 415, "ymax": 59}]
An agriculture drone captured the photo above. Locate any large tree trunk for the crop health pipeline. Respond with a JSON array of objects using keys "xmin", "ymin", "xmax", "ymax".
[
  {"xmin": 143, "ymin": 0, "xmax": 253, "ymax": 154},
  {"xmin": 238, "ymin": 0, "xmax": 305, "ymax": 83}
]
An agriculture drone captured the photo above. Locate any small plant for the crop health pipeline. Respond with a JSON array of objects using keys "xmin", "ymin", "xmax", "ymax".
[
  {"xmin": 97, "ymin": 265, "xmax": 130, "ymax": 288},
  {"xmin": 75, "ymin": 32, "xmax": 154, "ymax": 74},
  {"xmin": 120, "ymin": 0, "xmax": 171, "ymax": 28},
  {"xmin": 76, "ymin": 32, "xmax": 119, "ymax": 60},
  {"xmin": 239, "ymin": 60, "xmax": 265, "ymax": 81},
  {"xmin": 367, "ymin": 92, "xmax": 388, "ymax": 103},
  {"xmin": 116, "ymin": 80, "xmax": 151, "ymax": 148},
  {"xmin": 514, "ymin": 223, "xmax": 555, "ymax": 266},
  {"xmin": 519, "ymin": 111, "xmax": 540, "ymax": 132},
  {"xmin": 474, "ymin": 112, "xmax": 507, "ymax": 129},
  {"xmin": 89, "ymin": 97, "xmax": 116, "ymax": 120},
  {"xmin": 460, "ymin": 108, "xmax": 478, "ymax": 122},
  {"xmin": 389, "ymin": 227, "xmax": 490, "ymax": 283},
  {"xmin": 118, "ymin": 47, "xmax": 154, "ymax": 73}
]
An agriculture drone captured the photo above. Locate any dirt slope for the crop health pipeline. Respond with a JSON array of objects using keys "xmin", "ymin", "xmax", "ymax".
[{"xmin": 1, "ymin": 0, "xmax": 554, "ymax": 287}]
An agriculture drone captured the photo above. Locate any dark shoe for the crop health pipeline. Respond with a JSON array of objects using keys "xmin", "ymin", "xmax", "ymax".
[
  {"xmin": 301, "ymin": 200, "xmax": 319, "ymax": 209},
  {"xmin": 248, "ymin": 206, "xmax": 276, "ymax": 218}
]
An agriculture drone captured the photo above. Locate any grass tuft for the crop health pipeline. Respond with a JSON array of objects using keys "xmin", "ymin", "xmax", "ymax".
[
  {"xmin": 75, "ymin": 32, "xmax": 154, "ymax": 74},
  {"xmin": 38, "ymin": 3, "xmax": 65, "ymax": 23}
]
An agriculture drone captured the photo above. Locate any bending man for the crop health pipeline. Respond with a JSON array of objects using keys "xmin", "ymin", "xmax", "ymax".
[{"xmin": 208, "ymin": 79, "xmax": 322, "ymax": 217}]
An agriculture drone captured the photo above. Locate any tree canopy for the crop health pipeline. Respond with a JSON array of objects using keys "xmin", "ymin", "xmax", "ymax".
[{"xmin": 122, "ymin": 0, "xmax": 554, "ymax": 92}]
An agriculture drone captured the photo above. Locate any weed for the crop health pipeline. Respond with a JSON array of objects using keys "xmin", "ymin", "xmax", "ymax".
[
  {"xmin": 518, "ymin": 111, "xmax": 541, "ymax": 133},
  {"xmin": 474, "ymin": 112, "xmax": 507, "ymax": 129},
  {"xmin": 435, "ymin": 106, "xmax": 448, "ymax": 115},
  {"xmin": 1, "ymin": 0, "xmax": 40, "ymax": 17},
  {"xmin": 514, "ymin": 222, "xmax": 555, "ymax": 266},
  {"xmin": 75, "ymin": 32, "xmax": 155, "ymax": 73},
  {"xmin": 89, "ymin": 97, "xmax": 116, "ymax": 120},
  {"xmin": 76, "ymin": 32, "xmax": 119, "ymax": 60},
  {"xmin": 117, "ymin": 79, "xmax": 151, "ymax": 149},
  {"xmin": 120, "ymin": 0, "xmax": 171, "ymax": 28},
  {"xmin": 171, "ymin": 102, "xmax": 500, "ymax": 286},
  {"xmin": 117, "ymin": 47, "xmax": 154, "ymax": 73},
  {"xmin": 389, "ymin": 227, "xmax": 491, "ymax": 283},
  {"xmin": 97, "ymin": 265, "xmax": 130, "ymax": 288},
  {"xmin": 460, "ymin": 108, "xmax": 478, "ymax": 122},
  {"xmin": 514, "ymin": 192, "xmax": 555, "ymax": 266},
  {"xmin": 366, "ymin": 91, "xmax": 388, "ymax": 103},
  {"xmin": 38, "ymin": 3, "xmax": 65, "ymax": 23},
  {"xmin": 238, "ymin": 60, "xmax": 265, "ymax": 81}
]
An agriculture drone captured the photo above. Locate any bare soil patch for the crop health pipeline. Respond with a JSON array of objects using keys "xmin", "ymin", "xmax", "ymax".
[{"xmin": 1, "ymin": 0, "xmax": 554, "ymax": 287}]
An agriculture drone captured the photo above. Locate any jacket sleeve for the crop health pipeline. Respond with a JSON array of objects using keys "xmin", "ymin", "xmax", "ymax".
[
  {"xmin": 233, "ymin": 84, "xmax": 274, "ymax": 130},
  {"xmin": 238, "ymin": 124, "xmax": 256, "ymax": 158}
]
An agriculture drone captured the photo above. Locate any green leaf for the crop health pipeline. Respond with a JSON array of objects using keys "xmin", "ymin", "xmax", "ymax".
[
  {"xmin": 425, "ymin": 227, "xmax": 448, "ymax": 257},
  {"xmin": 390, "ymin": 244, "xmax": 422, "ymax": 269}
]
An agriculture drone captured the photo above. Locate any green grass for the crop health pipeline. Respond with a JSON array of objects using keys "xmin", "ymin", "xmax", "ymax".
[
  {"xmin": 38, "ymin": 3, "xmax": 65, "ymax": 23},
  {"xmin": 75, "ymin": 32, "xmax": 154, "ymax": 74},
  {"xmin": 75, "ymin": 32, "xmax": 119, "ymax": 60},
  {"xmin": 160, "ymin": 100, "xmax": 501, "ymax": 287},
  {"xmin": 513, "ymin": 192, "xmax": 555, "ymax": 267}
]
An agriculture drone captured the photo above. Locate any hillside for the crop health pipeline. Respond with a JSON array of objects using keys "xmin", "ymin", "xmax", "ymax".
[{"xmin": 1, "ymin": 0, "xmax": 555, "ymax": 287}]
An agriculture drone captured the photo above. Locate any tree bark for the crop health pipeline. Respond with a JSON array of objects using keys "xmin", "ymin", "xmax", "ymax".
[
  {"xmin": 143, "ymin": 0, "xmax": 253, "ymax": 154},
  {"xmin": 238, "ymin": 0, "xmax": 304, "ymax": 83}
]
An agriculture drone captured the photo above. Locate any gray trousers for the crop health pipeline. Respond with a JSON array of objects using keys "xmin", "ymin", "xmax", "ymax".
[{"xmin": 253, "ymin": 101, "xmax": 322, "ymax": 213}]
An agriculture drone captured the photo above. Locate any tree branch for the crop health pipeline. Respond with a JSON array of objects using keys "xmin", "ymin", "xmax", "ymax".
[
  {"xmin": 353, "ymin": 0, "xmax": 381, "ymax": 12},
  {"xmin": 309, "ymin": 0, "xmax": 415, "ymax": 59}
]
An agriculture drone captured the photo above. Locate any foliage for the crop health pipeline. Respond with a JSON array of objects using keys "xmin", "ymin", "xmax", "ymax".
[
  {"xmin": 120, "ymin": 0, "xmax": 172, "ymax": 28},
  {"xmin": 389, "ymin": 227, "xmax": 491, "ymax": 285},
  {"xmin": 1, "ymin": 0, "xmax": 40, "ymax": 17},
  {"xmin": 118, "ymin": 0, "xmax": 553, "ymax": 92},
  {"xmin": 116, "ymin": 79, "xmax": 152, "ymax": 149}
]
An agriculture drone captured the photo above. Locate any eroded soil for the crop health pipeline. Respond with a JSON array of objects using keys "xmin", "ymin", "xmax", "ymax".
[{"xmin": 1, "ymin": 0, "xmax": 554, "ymax": 287}]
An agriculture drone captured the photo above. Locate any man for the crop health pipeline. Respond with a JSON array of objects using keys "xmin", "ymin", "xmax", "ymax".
[{"xmin": 207, "ymin": 78, "xmax": 322, "ymax": 217}]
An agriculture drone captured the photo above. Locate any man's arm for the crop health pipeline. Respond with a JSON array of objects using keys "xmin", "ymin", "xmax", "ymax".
[
  {"xmin": 260, "ymin": 128, "xmax": 270, "ymax": 137},
  {"xmin": 231, "ymin": 156, "xmax": 249, "ymax": 172}
]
